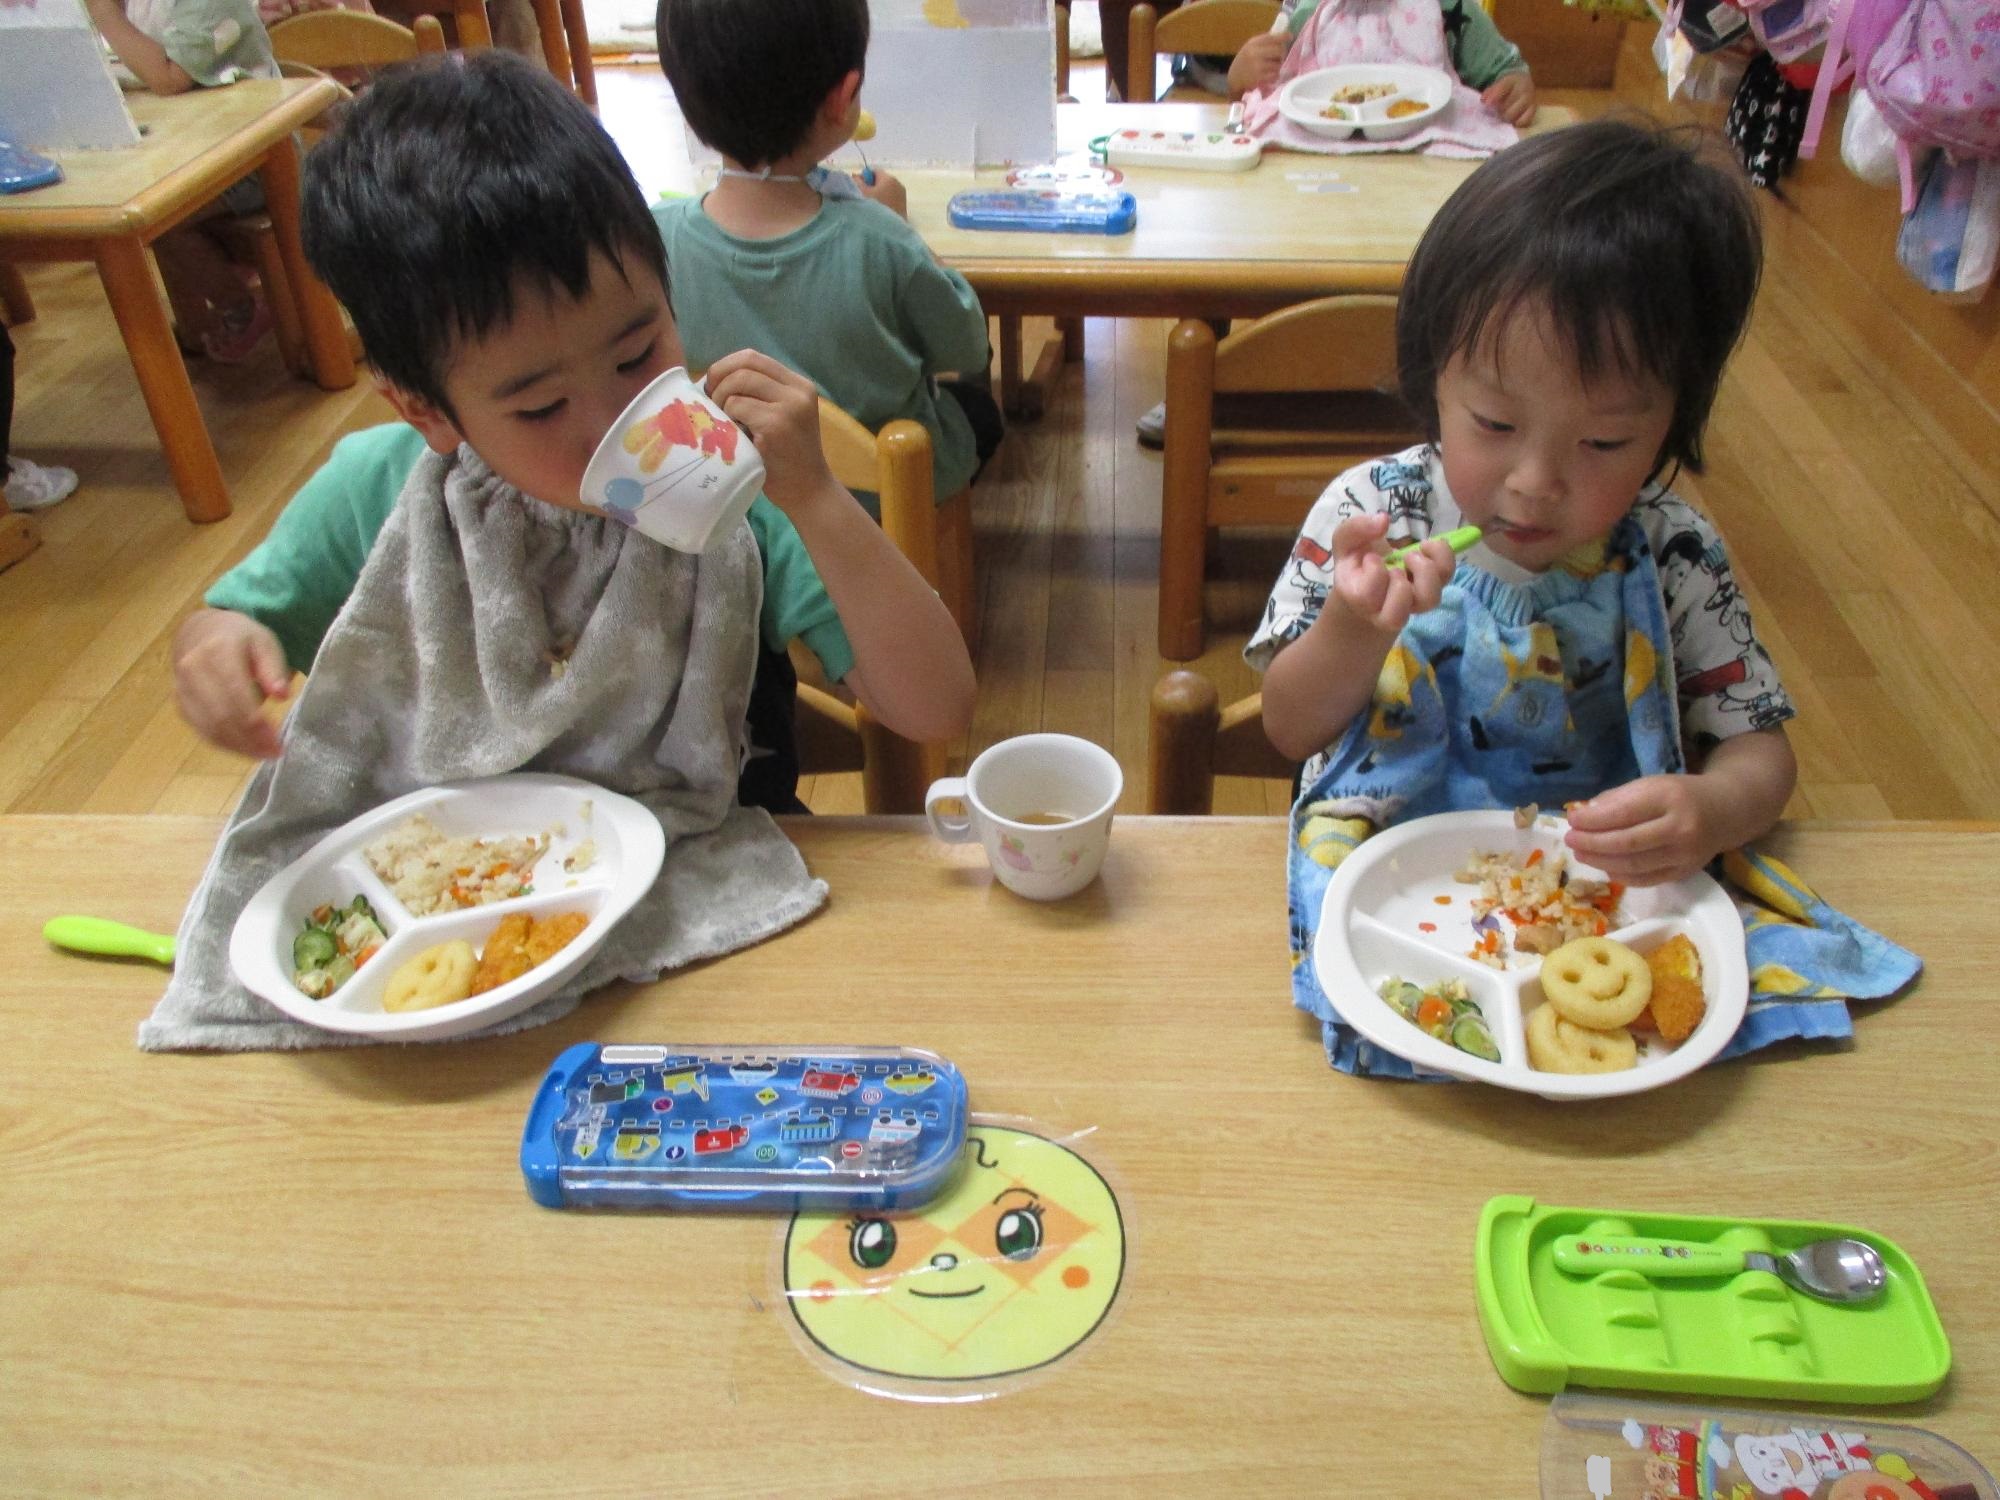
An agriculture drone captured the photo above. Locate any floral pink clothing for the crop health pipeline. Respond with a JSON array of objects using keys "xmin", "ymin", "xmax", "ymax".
[{"xmin": 1241, "ymin": 0, "xmax": 1517, "ymax": 158}]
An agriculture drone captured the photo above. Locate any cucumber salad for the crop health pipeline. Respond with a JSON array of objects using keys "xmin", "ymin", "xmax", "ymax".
[
  {"xmin": 1379, "ymin": 975, "xmax": 1500, "ymax": 1062},
  {"xmin": 292, "ymin": 895, "xmax": 388, "ymax": 999}
]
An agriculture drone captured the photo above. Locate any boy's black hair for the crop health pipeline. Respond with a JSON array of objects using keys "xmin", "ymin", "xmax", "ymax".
[
  {"xmin": 1396, "ymin": 117, "xmax": 1761, "ymax": 476},
  {"xmin": 656, "ymin": 0, "xmax": 870, "ymax": 169},
  {"xmin": 300, "ymin": 51, "xmax": 668, "ymax": 415}
]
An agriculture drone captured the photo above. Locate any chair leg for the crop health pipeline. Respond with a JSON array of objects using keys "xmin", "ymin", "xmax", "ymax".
[
  {"xmin": 856, "ymin": 704, "xmax": 943, "ymax": 814},
  {"xmin": 1060, "ymin": 315, "xmax": 1084, "ymax": 362},
  {"xmin": 0, "ymin": 263, "xmax": 34, "ymax": 326},
  {"xmin": 1149, "ymin": 670, "xmax": 1220, "ymax": 815},
  {"xmin": 250, "ymin": 227, "xmax": 308, "ymax": 379},
  {"xmin": 935, "ymin": 491, "xmax": 979, "ymax": 655},
  {"xmin": 1157, "ymin": 318, "xmax": 1217, "ymax": 660},
  {"xmin": 561, "ymin": 0, "xmax": 596, "ymax": 103},
  {"xmin": 998, "ymin": 314, "xmax": 1024, "ymax": 418},
  {"xmin": 1127, "ymin": 1, "xmax": 1159, "ymax": 103}
]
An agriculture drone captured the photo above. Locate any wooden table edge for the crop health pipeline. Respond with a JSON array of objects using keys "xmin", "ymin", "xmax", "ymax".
[{"xmin": 0, "ymin": 78, "xmax": 343, "ymax": 244}]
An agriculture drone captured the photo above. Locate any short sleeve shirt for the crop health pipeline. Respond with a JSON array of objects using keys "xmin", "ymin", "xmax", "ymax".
[{"xmin": 1244, "ymin": 443, "xmax": 1795, "ymax": 756}]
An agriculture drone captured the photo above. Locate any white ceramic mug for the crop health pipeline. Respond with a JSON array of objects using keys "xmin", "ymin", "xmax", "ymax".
[
  {"xmin": 580, "ymin": 366, "xmax": 766, "ymax": 553},
  {"xmin": 925, "ymin": 734, "xmax": 1123, "ymax": 900}
]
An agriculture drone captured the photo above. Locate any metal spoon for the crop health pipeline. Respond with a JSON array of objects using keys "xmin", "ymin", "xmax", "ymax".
[{"xmin": 1553, "ymin": 1232, "xmax": 1887, "ymax": 1303}]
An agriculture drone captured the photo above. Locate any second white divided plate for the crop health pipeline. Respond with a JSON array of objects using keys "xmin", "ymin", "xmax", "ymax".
[
  {"xmin": 1311, "ymin": 810, "xmax": 1748, "ymax": 1099},
  {"xmin": 1279, "ymin": 64, "xmax": 1453, "ymax": 142},
  {"xmin": 230, "ymin": 775, "xmax": 665, "ymax": 1042}
]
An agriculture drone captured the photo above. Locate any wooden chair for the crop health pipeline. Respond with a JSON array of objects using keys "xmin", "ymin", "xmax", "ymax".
[
  {"xmin": 526, "ymin": 0, "xmax": 595, "ymax": 105},
  {"xmin": 1, "ymin": 263, "xmax": 33, "ymax": 327},
  {"xmin": 1126, "ymin": 0, "xmax": 1279, "ymax": 104},
  {"xmin": 804, "ymin": 398, "xmax": 979, "ymax": 812},
  {"xmin": 267, "ymin": 8, "xmax": 448, "ymax": 67},
  {"xmin": 1148, "ymin": 670, "xmax": 1292, "ymax": 814},
  {"xmin": 207, "ymin": 15, "xmax": 447, "ymax": 376},
  {"xmin": 374, "ymin": 0, "xmax": 494, "ymax": 51},
  {"xmin": 816, "ymin": 399, "xmax": 978, "ymax": 653},
  {"xmin": 1157, "ymin": 294, "xmax": 1422, "ymax": 660}
]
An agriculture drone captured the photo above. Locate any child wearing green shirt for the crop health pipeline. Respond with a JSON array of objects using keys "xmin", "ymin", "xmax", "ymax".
[
  {"xmin": 175, "ymin": 53, "xmax": 975, "ymax": 813},
  {"xmin": 654, "ymin": 0, "xmax": 1001, "ymax": 509}
]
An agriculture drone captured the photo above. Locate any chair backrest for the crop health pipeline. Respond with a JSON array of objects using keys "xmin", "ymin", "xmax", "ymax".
[
  {"xmin": 799, "ymin": 399, "xmax": 949, "ymax": 813},
  {"xmin": 1128, "ymin": 0, "xmax": 1281, "ymax": 101},
  {"xmin": 1214, "ymin": 292, "xmax": 1401, "ymax": 395},
  {"xmin": 816, "ymin": 399, "xmax": 944, "ymax": 592},
  {"xmin": 1148, "ymin": 670, "xmax": 1293, "ymax": 814},
  {"xmin": 268, "ymin": 9, "xmax": 447, "ymax": 66}
]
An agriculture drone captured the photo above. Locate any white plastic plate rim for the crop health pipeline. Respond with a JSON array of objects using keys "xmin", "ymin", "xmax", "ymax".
[
  {"xmin": 229, "ymin": 774, "xmax": 665, "ymax": 1042},
  {"xmin": 1310, "ymin": 809, "xmax": 1749, "ymax": 1099},
  {"xmin": 1279, "ymin": 64, "xmax": 1452, "ymax": 140}
]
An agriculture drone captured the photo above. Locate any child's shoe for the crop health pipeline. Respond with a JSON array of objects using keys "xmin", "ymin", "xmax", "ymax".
[
  {"xmin": 200, "ymin": 292, "xmax": 275, "ymax": 365},
  {"xmin": 4, "ymin": 456, "xmax": 80, "ymax": 512},
  {"xmin": 1135, "ymin": 400, "xmax": 1166, "ymax": 449}
]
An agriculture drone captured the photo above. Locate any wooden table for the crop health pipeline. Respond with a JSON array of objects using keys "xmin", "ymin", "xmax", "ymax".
[
  {"xmin": 5, "ymin": 814, "xmax": 1992, "ymax": 1491},
  {"xmin": 912, "ymin": 99, "xmax": 1569, "ymax": 410},
  {"xmin": 0, "ymin": 80, "xmax": 357, "ymax": 524}
]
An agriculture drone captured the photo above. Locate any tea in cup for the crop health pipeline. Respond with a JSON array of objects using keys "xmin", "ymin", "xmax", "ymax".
[{"xmin": 925, "ymin": 734, "xmax": 1122, "ymax": 901}]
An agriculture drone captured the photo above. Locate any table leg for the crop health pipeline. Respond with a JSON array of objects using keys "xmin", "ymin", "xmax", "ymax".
[
  {"xmin": 258, "ymin": 138, "xmax": 356, "ymax": 392},
  {"xmin": 95, "ymin": 236, "xmax": 230, "ymax": 524}
]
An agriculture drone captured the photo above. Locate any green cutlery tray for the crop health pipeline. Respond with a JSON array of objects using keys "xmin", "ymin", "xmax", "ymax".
[{"xmin": 1476, "ymin": 1195, "xmax": 1951, "ymax": 1404}]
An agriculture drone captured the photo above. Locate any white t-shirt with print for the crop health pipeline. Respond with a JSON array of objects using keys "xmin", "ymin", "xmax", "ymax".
[{"xmin": 1245, "ymin": 444, "xmax": 1795, "ymax": 762}]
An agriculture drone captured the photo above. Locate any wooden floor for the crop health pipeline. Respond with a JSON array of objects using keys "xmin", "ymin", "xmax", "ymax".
[{"xmin": 5, "ymin": 68, "xmax": 1998, "ymax": 823}]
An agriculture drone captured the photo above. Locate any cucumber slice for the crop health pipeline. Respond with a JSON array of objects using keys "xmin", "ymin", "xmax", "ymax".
[
  {"xmin": 293, "ymin": 928, "xmax": 338, "ymax": 971},
  {"xmin": 1451, "ymin": 1014, "xmax": 1500, "ymax": 1062}
]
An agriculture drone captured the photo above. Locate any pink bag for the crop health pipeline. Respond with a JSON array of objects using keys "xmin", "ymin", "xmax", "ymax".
[
  {"xmin": 1866, "ymin": 0, "xmax": 2000, "ymax": 170},
  {"xmin": 1799, "ymin": 0, "xmax": 1914, "ymax": 161}
]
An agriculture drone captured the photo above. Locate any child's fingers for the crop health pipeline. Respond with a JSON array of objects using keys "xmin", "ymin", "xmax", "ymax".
[
  {"xmin": 1400, "ymin": 539, "xmax": 1457, "ymax": 609},
  {"xmin": 1330, "ymin": 511, "xmax": 1391, "ymax": 561},
  {"xmin": 246, "ymin": 631, "xmax": 291, "ymax": 700},
  {"xmin": 1565, "ymin": 778, "xmax": 1669, "ymax": 834}
]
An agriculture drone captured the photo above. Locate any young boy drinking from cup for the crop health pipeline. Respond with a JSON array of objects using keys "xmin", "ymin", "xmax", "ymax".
[{"xmin": 149, "ymin": 54, "xmax": 977, "ymax": 1048}]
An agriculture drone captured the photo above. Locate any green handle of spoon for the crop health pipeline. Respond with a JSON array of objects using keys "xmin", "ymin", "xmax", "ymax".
[
  {"xmin": 1387, "ymin": 524, "xmax": 1482, "ymax": 569},
  {"xmin": 44, "ymin": 915, "xmax": 177, "ymax": 966}
]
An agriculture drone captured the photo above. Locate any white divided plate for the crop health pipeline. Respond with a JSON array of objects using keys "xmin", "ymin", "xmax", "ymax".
[
  {"xmin": 230, "ymin": 775, "xmax": 665, "ymax": 1042},
  {"xmin": 1279, "ymin": 64, "xmax": 1453, "ymax": 141},
  {"xmin": 1311, "ymin": 810, "xmax": 1748, "ymax": 1099}
]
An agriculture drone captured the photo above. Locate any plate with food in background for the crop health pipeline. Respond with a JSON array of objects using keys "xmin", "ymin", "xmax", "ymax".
[
  {"xmin": 1311, "ymin": 808, "xmax": 1747, "ymax": 1098},
  {"xmin": 1278, "ymin": 63, "xmax": 1453, "ymax": 142},
  {"xmin": 230, "ymin": 774, "xmax": 664, "ymax": 1041}
]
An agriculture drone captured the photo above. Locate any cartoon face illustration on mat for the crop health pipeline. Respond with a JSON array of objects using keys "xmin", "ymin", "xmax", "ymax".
[{"xmin": 782, "ymin": 1124, "xmax": 1124, "ymax": 1384}]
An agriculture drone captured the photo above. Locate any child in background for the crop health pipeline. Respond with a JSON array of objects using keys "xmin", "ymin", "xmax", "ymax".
[
  {"xmin": 1253, "ymin": 120, "xmax": 1795, "ymax": 889},
  {"xmin": 654, "ymin": 0, "xmax": 1002, "ymax": 511},
  {"xmin": 85, "ymin": 0, "xmax": 279, "ymax": 361},
  {"xmin": 152, "ymin": 53, "xmax": 976, "ymax": 1048},
  {"xmin": 3, "ymin": 322, "xmax": 80, "ymax": 512},
  {"xmin": 1227, "ymin": 0, "xmax": 1535, "ymax": 124},
  {"xmin": 1135, "ymin": 1, "xmax": 1535, "ymax": 446}
]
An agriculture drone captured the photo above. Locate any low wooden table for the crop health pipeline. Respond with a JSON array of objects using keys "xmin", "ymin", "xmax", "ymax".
[
  {"xmin": 5, "ymin": 815, "xmax": 1992, "ymax": 1489},
  {"xmin": 0, "ymin": 80, "xmax": 356, "ymax": 523}
]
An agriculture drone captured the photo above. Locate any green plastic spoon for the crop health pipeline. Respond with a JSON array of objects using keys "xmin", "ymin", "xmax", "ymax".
[
  {"xmin": 44, "ymin": 915, "xmax": 177, "ymax": 966},
  {"xmin": 1387, "ymin": 524, "xmax": 1482, "ymax": 569}
]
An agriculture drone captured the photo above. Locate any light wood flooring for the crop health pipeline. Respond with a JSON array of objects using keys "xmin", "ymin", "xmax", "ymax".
[{"xmin": 4, "ymin": 68, "xmax": 1998, "ymax": 822}]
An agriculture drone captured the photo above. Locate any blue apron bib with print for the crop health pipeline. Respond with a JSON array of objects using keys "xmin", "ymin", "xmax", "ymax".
[{"xmin": 1285, "ymin": 519, "xmax": 1919, "ymax": 1078}]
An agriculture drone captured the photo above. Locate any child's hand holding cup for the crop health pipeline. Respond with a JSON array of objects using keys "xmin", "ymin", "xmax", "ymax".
[
  {"xmin": 581, "ymin": 366, "xmax": 766, "ymax": 552},
  {"xmin": 925, "ymin": 734, "xmax": 1123, "ymax": 901}
]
